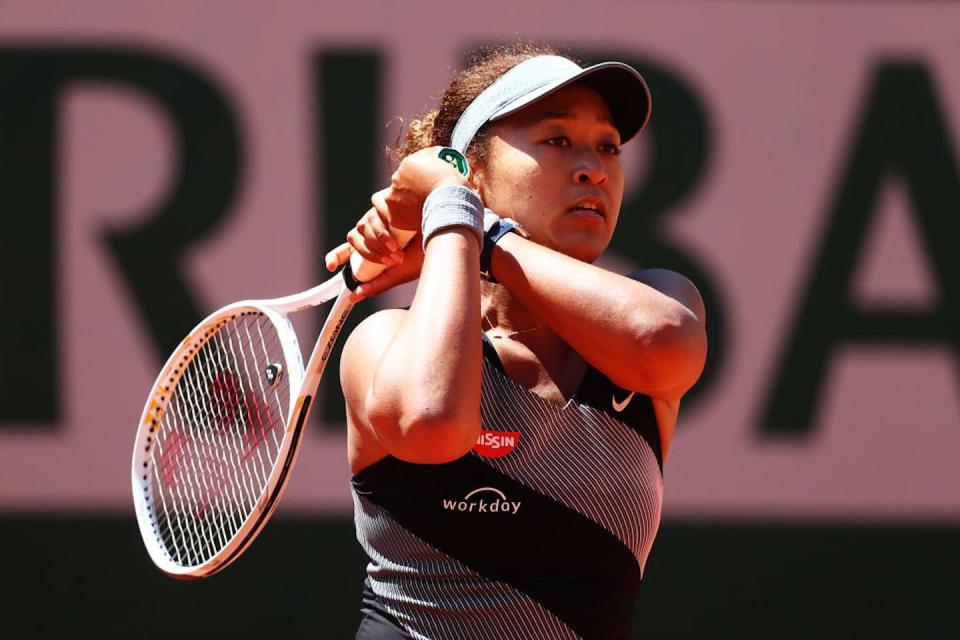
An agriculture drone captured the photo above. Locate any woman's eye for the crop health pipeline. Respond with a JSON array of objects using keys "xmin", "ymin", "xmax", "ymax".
[
  {"xmin": 545, "ymin": 137, "xmax": 570, "ymax": 147},
  {"xmin": 600, "ymin": 142, "xmax": 621, "ymax": 156}
]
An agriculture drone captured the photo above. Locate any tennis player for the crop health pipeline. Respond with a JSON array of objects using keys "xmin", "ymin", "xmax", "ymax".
[{"xmin": 325, "ymin": 44, "xmax": 707, "ymax": 640}]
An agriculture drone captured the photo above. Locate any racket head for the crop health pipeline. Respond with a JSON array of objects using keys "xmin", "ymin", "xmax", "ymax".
[{"xmin": 131, "ymin": 302, "xmax": 305, "ymax": 578}]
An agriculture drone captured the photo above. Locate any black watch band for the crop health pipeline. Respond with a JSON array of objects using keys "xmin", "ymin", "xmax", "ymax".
[{"xmin": 480, "ymin": 218, "xmax": 529, "ymax": 282}]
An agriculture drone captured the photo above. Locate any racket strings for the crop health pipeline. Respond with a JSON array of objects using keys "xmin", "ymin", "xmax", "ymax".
[
  {"xmin": 160, "ymin": 335, "xmax": 244, "ymax": 564},
  {"xmin": 147, "ymin": 311, "xmax": 291, "ymax": 567},
  {"xmin": 169, "ymin": 343, "xmax": 245, "ymax": 562},
  {"xmin": 181, "ymin": 314, "xmax": 284, "ymax": 558},
  {"xmin": 154, "ymin": 317, "xmax": 280, "ymax": 565}
]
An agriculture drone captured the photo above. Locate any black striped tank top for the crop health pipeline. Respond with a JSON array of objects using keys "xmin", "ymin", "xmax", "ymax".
[{"xmin": 351, "ymin": 336, "xmax": 664, "ymax": 640}]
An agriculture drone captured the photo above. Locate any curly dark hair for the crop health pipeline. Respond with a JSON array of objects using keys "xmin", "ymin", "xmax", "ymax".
[{"xmin": 395, "ymin": 43, "xmax": 581, "ymax": 167}]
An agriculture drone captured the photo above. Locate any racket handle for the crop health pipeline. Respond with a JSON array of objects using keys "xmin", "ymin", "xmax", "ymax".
[{"xmin": 347, "ymin": 228, "xmax": 418, "ymax": 284}]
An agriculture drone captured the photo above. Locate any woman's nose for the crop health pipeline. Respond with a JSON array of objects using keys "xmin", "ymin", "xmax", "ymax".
[{"xmin": 573, "ymin": 150, "xmax": 606, "ymax": 185}]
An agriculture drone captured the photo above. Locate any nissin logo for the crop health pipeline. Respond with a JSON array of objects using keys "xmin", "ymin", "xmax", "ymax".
[
  {"xmin": 473, "ymin": 430, "xmax": 520, "ymax": 458},
  {"xmin": 442, "ymin": 487, "xmax": 522, "ymax": 515}
]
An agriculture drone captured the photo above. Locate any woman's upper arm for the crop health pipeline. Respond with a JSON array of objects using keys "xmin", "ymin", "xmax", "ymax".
[
  {"xmin": 628, "ymin": 268, "xmax": 707, "ymax": 325},
  {"xmin": 339, "ymin": 306, "xmax": 480, "ymax": 465},
  {"xmin": 627, "ymin": 268, "xmax": 708, "ymax": 400},
  {"xmin": 339, "ymin": 308, "xmax": 407, "ymax": 438}
]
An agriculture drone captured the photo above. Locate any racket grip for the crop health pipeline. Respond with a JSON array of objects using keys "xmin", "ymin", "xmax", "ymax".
[{"xmin": 347, "ymin": 228, "xmax": 418, "ymax": 284}]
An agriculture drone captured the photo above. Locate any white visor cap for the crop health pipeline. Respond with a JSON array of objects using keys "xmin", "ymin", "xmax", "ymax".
[{"xmin": 449, "ymin": 55, "xmax": 652, "ymax": 154}]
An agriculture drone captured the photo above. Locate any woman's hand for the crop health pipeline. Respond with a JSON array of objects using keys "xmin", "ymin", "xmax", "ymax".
[
  {"xmin": 323, "ymin": 146, "xmax": 470, "ymax": 299},
  {"xmin": 341, "ymin": 190, "xmax": 408, "ymax": 268},
  {"xmin": 323, "ymin": 186, "xmax": 425, "ymax": 299},
  {"xmin": 382, "ymin": 146, "xmax": 470, "ymax": 231},
  {"xmin": 324, "ymin": 232, "xmax": 424, "ymax": 301},
  {"xmin": 324, "ymin": 192, "xmax": 425, "ymax": 301}
]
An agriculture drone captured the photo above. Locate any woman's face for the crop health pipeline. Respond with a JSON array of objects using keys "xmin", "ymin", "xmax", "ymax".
[{"xmin": 472, "ymin": 83, "xmax": 625, "ymax": 263}]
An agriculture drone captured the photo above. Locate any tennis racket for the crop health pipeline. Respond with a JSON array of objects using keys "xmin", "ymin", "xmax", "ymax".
[{"xmin": 132, "ymin": 148, "xmax": 468, "ymax": 579}]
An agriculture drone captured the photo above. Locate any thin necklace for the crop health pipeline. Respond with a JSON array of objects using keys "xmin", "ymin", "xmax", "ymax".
[{"xmin": 482, "ymin": 313, "xmax": 545, "ymax": 340}]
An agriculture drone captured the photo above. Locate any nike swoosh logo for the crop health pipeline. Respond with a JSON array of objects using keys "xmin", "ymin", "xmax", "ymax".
[{"xmin": 611, "ymin": 391, "xmax": 636, "ymax": 412}]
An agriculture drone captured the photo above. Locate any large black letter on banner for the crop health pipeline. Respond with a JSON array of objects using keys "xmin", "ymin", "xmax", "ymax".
[
  {"xmin": 583, "ymin": 51, "xmax": 726, "ymax": 412},
  {"xmin": 0, "ymin": 47, "xmax": 241, "ymax": 428},
  {"xmin": 760, "ymin": 61, "xmax": 960, "ymax": 436},
  {"xmin": 313, "ymin": 50, "xmax": 383, "ymax": 429}
]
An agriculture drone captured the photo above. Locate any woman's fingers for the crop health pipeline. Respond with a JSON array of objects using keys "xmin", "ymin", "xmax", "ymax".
[
  {"xmin": 347, "ymin": 227, "xmax": 404, "ymax": 267},
  {"xmin": 324, "ymin": 242, "xmax": 353, "ymax": 271},
  {"xmin": 356, "ymin": 208, "xmax": 392, "ymax": 257},
  {"xmin": 327, "ymin": 188, "xmax": 422, "ymax": 274},
  {"xmin": 373, "ymin": 187, "xmax": 420, "ymax": 233},
  {"xmin": 351, "ymin": 207, "xmax": 405, "ymax": 265},
  {"xmin": 351, "ymin": 235, "xmax": 425, "ymax": 301},
  {"xmin": 367, "ymin": 196, "xmax": 402, "ymax": 254},
  {"xmin": 352, "ymin": 268, "xmax": 409, "ymax": 301}
]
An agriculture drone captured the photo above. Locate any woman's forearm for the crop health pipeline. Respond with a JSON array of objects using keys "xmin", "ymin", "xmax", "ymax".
[{"xmin": 490, "ymin": 233, "xmax": 707, "ymax": 398}]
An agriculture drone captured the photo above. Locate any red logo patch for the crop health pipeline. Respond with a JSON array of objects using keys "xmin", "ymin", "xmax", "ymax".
[{"xmin": 473, "ymin": 430, "xmax": 520, "ymax": 458}]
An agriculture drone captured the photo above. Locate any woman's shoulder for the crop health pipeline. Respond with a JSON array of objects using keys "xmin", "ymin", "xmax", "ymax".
[
  {"xmin": 340, "ymin": 308, "xmax": 409, "ymax": 376},
  {"xmin": 352, "ymin": 307, "xmax": 410, "ymax": 335},
  {"xmin": 628, "ymin": 268, "xmax": 706, "ymax": 322}
]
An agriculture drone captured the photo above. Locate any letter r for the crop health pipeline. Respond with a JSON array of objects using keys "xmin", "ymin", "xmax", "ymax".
[{"xmin": 0, "ymin": 46, "xmax": 241, "ymax": 428}]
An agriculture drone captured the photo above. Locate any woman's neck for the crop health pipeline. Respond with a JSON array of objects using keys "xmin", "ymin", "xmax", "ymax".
[
  {"xmin": 480, "ymin": 281, "xmax": 569, "ymax": 352},
  {"xmin": 480, "ymin": 280, "xmax": 584, "ymax": 400},
  {"xmin": 481, "ymin": 281, "xmax": 539, "ymax": 333}
]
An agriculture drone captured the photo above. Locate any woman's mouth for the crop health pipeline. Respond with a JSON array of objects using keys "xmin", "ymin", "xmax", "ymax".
[{"xmin": 568, "ymin": 198, "xmax": 606, "ymax": 220}]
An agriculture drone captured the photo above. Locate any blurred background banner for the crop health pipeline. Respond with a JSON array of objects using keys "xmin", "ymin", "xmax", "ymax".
[{"xmin": 1, "ymin": 0, "xmax": 958, "ymax": 637}]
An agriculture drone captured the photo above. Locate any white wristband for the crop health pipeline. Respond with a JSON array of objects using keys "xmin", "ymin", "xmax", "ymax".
[{"xmin": 421, "ymin": 184, "xmax": 484, "ymax": 250}]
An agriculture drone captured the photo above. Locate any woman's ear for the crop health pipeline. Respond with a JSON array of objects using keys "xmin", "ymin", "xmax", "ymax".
[{"xmin": 468, "ymin": 165, "xmax": 484, "ymax": 196}]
